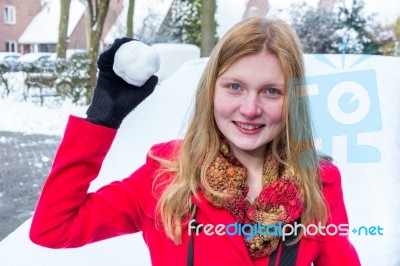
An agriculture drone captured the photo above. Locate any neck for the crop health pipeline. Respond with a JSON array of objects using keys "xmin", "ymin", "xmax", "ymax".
[
  {"xmin": 229, "ymin": 145, "xmax": 266, "ymax": 200},
  {"xmin": 230, "ymin": 145, "xmax": 266, "ymax": 170}
]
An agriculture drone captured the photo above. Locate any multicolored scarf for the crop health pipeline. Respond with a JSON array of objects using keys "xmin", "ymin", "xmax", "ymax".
[{"xmin": 202, "ymin": 142, "xmax": 304, "ymax": 259}]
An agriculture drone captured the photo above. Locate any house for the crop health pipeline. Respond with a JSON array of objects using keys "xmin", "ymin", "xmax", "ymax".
[
  {"xmin": 17, "ymin": 0, "xmax": 86, "ymax": 53},
  {"xmin": 0, "ymin": 0, "xmax": 123, "ymax": 54},
  {"xmin": 0, "ymin": 0, "xmax": 41, "ymax": 52}
]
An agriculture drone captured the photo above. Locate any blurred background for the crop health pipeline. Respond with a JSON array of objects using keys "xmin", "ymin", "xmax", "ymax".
[
  {"xmin": 1, "ymin": 0, "xmax": 399, "ymax": 104},
  {"xmin": 0, "ymin": 0, "xmax": 399, "ymax": 265}
]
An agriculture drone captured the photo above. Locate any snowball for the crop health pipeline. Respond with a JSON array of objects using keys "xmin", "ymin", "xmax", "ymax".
[{"xmin": 113, "ymin": 41, "xmax": 161, "ymax": 87}]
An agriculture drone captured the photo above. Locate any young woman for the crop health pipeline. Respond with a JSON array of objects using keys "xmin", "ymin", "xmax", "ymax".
[{"xmin": 30, "ymin": 17, "xmax": 360, "ymax": 265}]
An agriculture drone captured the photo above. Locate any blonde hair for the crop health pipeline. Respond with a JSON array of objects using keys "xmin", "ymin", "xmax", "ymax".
[{"xmin": 153, "ymin": 17, "xmax": 327, "ymax": 244}]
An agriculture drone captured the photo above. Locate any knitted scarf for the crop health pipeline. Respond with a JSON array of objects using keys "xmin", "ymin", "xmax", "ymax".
[{"xmin": 202, "ymin": 141, "xmax": 304, "ymax": 259}]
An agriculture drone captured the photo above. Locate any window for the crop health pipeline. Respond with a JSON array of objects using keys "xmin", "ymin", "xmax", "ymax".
[
  {"xmin": 37, "ymin": 44, "xmax": 56, "ymax": 53},
  {"xmin": 22, "ymin": 44, "xmax": 31, "ymax": 53},
  {"xmin": 5, "ymin": 41, "xmax": 17, "ymax": 52},
  {"xmin": 3, "ymin": 6, "xmax": 16, "ymax": 24}
]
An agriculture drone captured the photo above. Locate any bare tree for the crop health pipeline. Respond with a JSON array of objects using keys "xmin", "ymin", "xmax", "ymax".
[
  {"xmin": 200, "ymin": 0, "xmax": 217, "ymax": 56},
  {"xmin": 56, "ymin": 0, "xmax": 72, "ymax": 58},
  {"xmin": 126, "ymin": 0, "xmax": 135, "ymax": 38},
  {"xmin": 85, "ymin": 0, "xmax": 111, "ymax": 103}
]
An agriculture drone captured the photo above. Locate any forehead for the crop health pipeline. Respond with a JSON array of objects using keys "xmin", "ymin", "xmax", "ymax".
[{"xmin": 218, "ymin": 52, "xmax": 285, "ymax": 85}]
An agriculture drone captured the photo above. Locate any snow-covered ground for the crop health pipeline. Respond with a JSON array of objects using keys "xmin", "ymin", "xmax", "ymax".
[{"xmin": 0, "ymin": 48, "xmax": 399, "ymax": 265}]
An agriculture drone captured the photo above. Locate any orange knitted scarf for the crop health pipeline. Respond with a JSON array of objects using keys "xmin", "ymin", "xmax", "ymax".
[{"xmin": 202, "ymin": 142, "xmax": 304, "ymax": 258}]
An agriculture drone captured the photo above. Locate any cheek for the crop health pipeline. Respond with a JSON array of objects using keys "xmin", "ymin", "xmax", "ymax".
[
  {"xmin": 265, "ymin": 100, "xmax": 285, "ymax": 125},
  {"xmin": 269, "ymin": 108, "xmax": 283, "ymax": 123},
  {"xmin": 213, "ymin": 101, "xmax": 230, "ymax": 123},
  {"xmin": 213, "ymin": 90, "xmax": 232, "ymax": 121}
]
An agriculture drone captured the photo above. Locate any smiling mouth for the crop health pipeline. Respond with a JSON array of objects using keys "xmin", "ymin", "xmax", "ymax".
[{"xmin": 234, "ymin": 122, "xmax": 264, "ymax": 130}]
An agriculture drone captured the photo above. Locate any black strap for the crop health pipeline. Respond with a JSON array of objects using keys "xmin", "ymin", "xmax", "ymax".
[
  {"xmin": 187, "ymin": 232, "xmax": 195, "ymax": 266},
  {"xmin": 269, "ymin": 224, "xmax": 300, "ymax": 266},
  {"xmin": 268, "ymin": 239, "xmax": 280, "ymax": 266},
  {"xmin": 278, "ymin": 232, "xmax": 300, "ymax": 266},
  {"xmin": 187, "ymin": 205, "xmax": 199, "ymax": 266}
]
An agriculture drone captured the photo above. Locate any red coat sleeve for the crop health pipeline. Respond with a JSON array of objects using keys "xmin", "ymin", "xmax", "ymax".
[
  {"xmin": 29, "ymin": 116, "xmax": 158, "ymax": 248},
  {"xmin": 314, "ymin": 161, "xmax": 361, "ymax": 265}
]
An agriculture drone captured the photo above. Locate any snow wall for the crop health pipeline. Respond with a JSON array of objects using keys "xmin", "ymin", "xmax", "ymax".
[{"xmin": 0, "ymin": 54, "xmax": 399, "ymax": 266}]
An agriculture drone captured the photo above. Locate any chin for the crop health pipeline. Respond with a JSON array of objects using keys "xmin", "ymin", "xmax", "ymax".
[{"xmin": 230, "ymin": 139, "xmax": 269, "ymax": 153}]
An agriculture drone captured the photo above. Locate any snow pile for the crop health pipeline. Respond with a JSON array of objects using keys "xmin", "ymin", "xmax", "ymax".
[
  {"xmin": 151, "ymin": 43, "xmax": 200, "ymax": 81},
  {"xmin": 0, "ymin": 97, "xmax": 86, "ymax": 136},
  {"xmin": 0, "ymin": 53, "xmax": 399, "ymax": 266}
]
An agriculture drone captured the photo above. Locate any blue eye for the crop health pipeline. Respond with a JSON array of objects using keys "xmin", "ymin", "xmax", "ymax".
[
  {"xmin": 267, "ymin": 88, "xmax": 278, "ymax": 94},
  {"xmin": 230, "ymin": 84, "xmax": 240, "ymax": 91}
]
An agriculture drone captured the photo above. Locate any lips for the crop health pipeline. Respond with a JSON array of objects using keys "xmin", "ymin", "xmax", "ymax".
[{"xmin": 234, "ymin": 122, "xmax": 264, "ymax": 131}]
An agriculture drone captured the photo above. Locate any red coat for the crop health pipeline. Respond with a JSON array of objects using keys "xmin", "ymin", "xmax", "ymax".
[{"xmin": 30, "ymin": 116, "xmax": 360, "ymax": 266}]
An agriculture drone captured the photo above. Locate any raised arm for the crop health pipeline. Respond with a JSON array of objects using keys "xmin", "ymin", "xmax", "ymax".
[{"xmin": 30, "ymin": 38, "xmax": 160, "ymax": 248}]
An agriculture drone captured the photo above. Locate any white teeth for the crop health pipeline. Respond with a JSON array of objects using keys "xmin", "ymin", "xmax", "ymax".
[{"xmin": 236, "ymin": 122, "xmax": 262, "ymax": 130}]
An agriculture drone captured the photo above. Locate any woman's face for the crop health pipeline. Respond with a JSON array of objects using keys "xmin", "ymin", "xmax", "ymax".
[{"xmin": 213, "ymin": 51, "xmax": 285, "ymax": 157}]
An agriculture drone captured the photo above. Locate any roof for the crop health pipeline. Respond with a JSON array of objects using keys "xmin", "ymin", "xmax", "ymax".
[
  {"xmin": 18, "ymin": 0, "xmax": 86, "ymax": 44},
  {"xmin": 103, "ymin": 4, "xmax": 128, "ymax": 45}
]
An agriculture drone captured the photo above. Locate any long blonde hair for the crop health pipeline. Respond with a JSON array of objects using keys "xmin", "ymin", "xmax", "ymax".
[{"xmin": 153, "ymin": 17, "xmax": 327, "ymax": 244}]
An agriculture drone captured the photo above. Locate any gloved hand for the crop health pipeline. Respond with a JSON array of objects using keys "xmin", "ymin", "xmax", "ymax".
[{"xmin": 86, "ymin": 37, "xmax": 159, "ymax": 129}]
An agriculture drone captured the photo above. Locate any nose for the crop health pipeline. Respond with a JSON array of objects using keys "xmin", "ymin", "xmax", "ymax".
[{"xmin": 239, "ymin": 94, "xmax": 262, "ymax": 118}]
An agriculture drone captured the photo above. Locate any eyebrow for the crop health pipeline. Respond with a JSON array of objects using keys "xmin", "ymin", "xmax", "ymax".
[{"xmin": 218, "ymin": 76, "xmax": 285, "ymax": 88}]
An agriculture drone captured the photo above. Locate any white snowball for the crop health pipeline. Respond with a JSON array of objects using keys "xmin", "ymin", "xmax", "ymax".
[{"xmin": 113, "ymin": 41, "xmax": 161, "ymax": 87}]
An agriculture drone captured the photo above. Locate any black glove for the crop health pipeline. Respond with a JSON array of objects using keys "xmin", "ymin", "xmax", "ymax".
[{"xmin": 86, "ymin": 37, "xmax": 158, "ymax": 129}]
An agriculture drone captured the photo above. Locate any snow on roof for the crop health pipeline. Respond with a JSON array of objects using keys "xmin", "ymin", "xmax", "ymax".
[{"xmin": 18, "ymin": 0, "xmax": 86, "ymax": 44}]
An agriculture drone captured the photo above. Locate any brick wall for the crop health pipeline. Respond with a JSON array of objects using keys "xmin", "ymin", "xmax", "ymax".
[
  {"xmin": 0, "ymin": 0, "xmax": 41, "ymax": 52},
  {"xmin": 69, "ymin": 15, "xmax": 87, "ymax": 50}
]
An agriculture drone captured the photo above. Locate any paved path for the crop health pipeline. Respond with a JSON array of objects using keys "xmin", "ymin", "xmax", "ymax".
[{"xmin": 0, "ymin": 131, "xmax": 60, "ymax": 240}]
